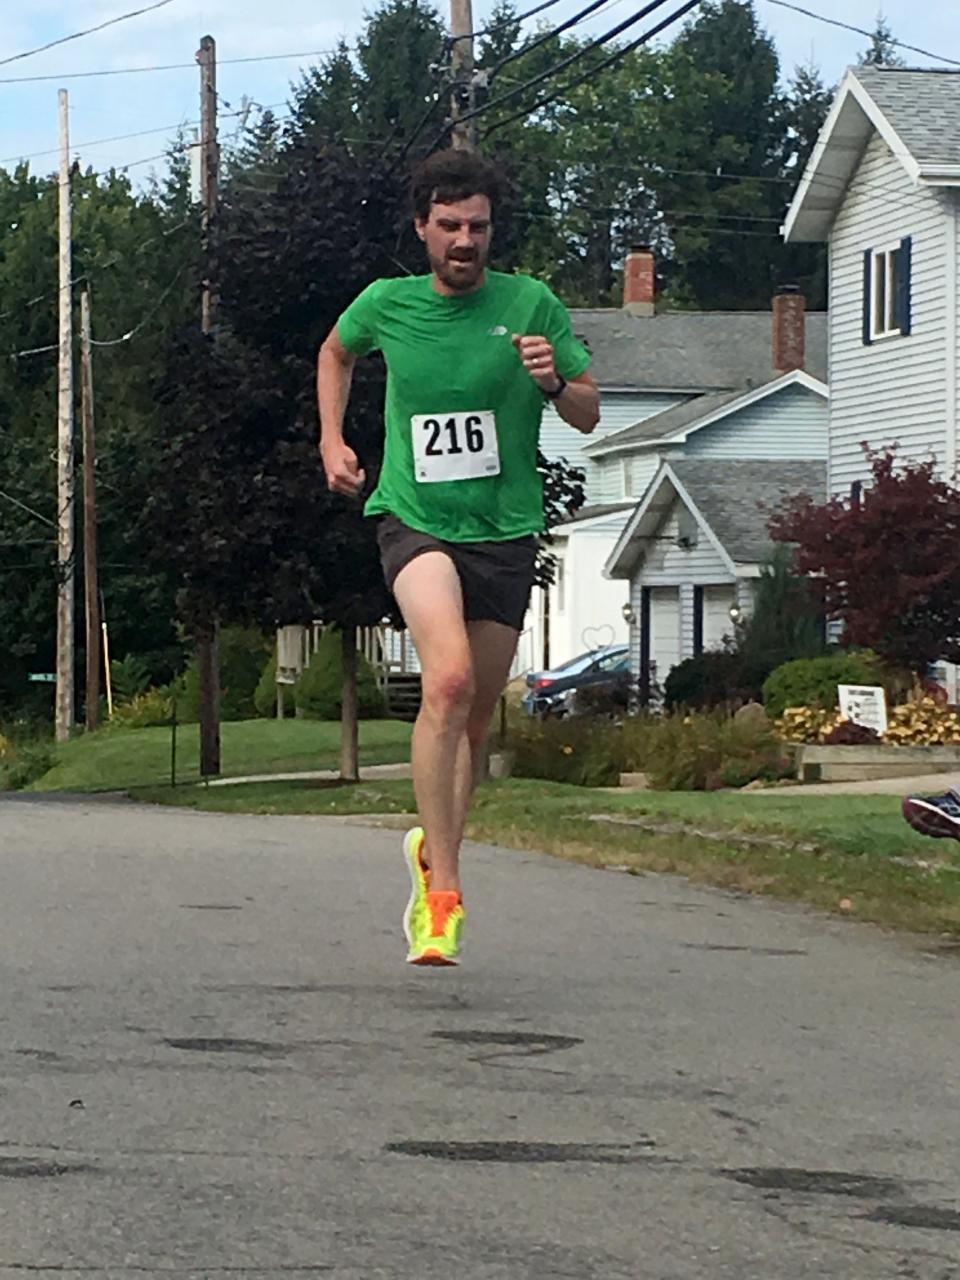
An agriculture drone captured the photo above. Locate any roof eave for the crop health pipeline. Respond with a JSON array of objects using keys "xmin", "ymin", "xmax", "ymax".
[{"xmin": 783, "ymin": 68, "xmax": 920, "ymax": 244}]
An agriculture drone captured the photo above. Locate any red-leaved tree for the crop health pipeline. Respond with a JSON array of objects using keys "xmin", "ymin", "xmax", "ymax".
[{"xmin": 769, "ymin": 449, "xmax": 960, "ymax": 672}]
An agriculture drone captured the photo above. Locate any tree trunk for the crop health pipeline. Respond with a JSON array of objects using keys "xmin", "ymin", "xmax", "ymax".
[
  {"xmin": 340, "ymin": 625, "xmax": 359, "ymax": 783},
  {"xmin": 197, "ymin": 624, "xmax": 221, "ymax": 778}
]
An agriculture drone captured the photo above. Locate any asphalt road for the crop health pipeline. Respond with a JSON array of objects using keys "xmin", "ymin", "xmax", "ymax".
[{"xmin": 1, "ymin": 794, "xmax": 959, "ymax": 1279}]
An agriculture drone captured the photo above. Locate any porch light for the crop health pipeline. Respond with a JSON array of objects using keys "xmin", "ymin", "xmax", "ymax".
[
  {"xmin": 622, "ymin": 603, "xmax": 636, "ymax": 625},
  {"xmin": 729, "ymin": 603, "xmax": 742, "ymax": 624}
]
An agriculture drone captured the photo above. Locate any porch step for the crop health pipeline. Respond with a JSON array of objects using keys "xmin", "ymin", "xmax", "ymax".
[{"xmin": 385, "ymin": 672, "xmax": 422, "ymax": 722}]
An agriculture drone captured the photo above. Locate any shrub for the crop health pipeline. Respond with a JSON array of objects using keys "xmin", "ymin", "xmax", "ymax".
[
  {"xmin": 109, "ymin": 688, "xmax": 173, "ymax": 729},
  {"xmin": 572, "ymin": 672, "xmax": 632, "ymax": 718},
  {"xmin": 762, "ymin": 651, "xmax": 884, "ymax": 718},
  {"xmin": 821, "ymin": 719, "xmax": 880, "ymax": 745},
  {"xmin": 0, "ymin": 740, "xmax": 56, "ymax": 791},
  {"xmin": 178, "ymin": 627, "xmax": 273, "ymax": 723},
  {"xmin": 509, "ymin": 714, "xmax": 624, "ymax": 787},
  {"xmin": 664, "ymin": 650, "xmax": 774, "ymax": 711},
  {"xmin": 295, "ymin": 629, "xmax": 385, "ymax": 721},
  {"xmin": 643, "ymin": 713, "xmax": 791, "ymax": 791},
  {"xmin": 110, "ymin": 653, "xmax": 152, "ymax": 705}
]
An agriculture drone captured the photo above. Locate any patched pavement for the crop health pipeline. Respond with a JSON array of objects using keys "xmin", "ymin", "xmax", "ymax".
[{"xmin": 1, "ymin": 794, "xmax": 958, "ymax": 1278}]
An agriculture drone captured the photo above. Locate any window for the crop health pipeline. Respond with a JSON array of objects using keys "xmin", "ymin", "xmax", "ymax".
[
  {"xmin": 872, "ymin": 245, "xmax": 901, "ymax": 339},
  {"xmin": 863, "ymin": 237, "xmax": 912, "ymax": 344}
]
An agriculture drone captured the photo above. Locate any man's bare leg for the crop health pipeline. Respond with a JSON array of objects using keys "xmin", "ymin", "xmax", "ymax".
[
  {"xmin": 392, "ymin": 552, "xmax": 474, "ymax": 894},
  {"xmin": 452, "ymin": 619, "xmax": 521, "ymax": 843}
]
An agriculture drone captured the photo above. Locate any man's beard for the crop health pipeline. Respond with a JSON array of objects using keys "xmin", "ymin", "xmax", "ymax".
[{"xmin": 430, "ymin": 248, "xmax": 487, "ymax": 292}]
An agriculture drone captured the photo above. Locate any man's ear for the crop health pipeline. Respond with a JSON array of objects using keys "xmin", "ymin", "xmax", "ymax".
[{"xmin": 413, "ymin": 216, "xmax": 427, "ymax": 244}]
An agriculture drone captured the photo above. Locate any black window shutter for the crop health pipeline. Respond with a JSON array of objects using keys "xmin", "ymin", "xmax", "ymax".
[
  {"xmin": 693, "ymin": 587, "xmax": 704, "ymax": 656},
  {"xmin": 897, "ymin": 235, "xmax": 912, "ymax": 336},
  {"xmin": 862, "ymin": 249, "xmax": 873, "ymax": 346}
]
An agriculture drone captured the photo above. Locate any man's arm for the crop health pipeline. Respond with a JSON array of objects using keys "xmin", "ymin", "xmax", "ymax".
[
  {"xmin": 512, "ymin": 334, "xmax": 600, "ymax": 434},
  {"xmin": 317, "ymin": 326, "xmax": 366, "ymax": 497}
]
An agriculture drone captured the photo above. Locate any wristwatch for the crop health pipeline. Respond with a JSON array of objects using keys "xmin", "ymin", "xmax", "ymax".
[{"xmin": 543, "ymin": 375, "xmax": 567, "ymax": 400}]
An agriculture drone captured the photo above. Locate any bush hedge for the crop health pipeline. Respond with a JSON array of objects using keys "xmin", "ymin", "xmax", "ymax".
[
  {"xmin": 762, "ymin": 651, "xmax": 883, "ymax": 718},
  {"xmin": 295, "ymin": 629, "xmax": 385, "ymax": 721},
  {"xmin": 664, "ymin": 650, "xmax": 774, "ymax": 711},
  {"xmin": 177, "ymin": 627, "xmax": 273, "ymax": 723}
]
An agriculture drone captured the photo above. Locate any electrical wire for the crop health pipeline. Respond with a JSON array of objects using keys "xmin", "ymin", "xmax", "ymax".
[
  {"xmin": 449, "ymin": 0, "xmax": 566, "ymax": 42},
  {"xmin": 762, "ymin": 1, "xmax": 960, "ymax": 69},
  {"xmin": 90, "ymin": 267, "xmax": 190, "ymax": 347},
  {"xmin": 481, "ymin": 0, "xmax": 700, "ymax": 138},
  {"xmin": 0, "ymin": 46, "xmax": 342, "ymax": 86},
  {"xmin": 488, "ymin": 0, "xmax": 615, "ymax": 76},
  {"xmin": 431, "ymin": 0, "xmax": 678, "ymax": 147},
  {"xmin": 0, "ymin": 0, "xmax": 176, "ymax": 70}
]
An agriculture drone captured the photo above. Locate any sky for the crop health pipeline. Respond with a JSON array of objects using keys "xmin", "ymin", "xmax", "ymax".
[{"xmin": 0, "ymin": 0, "xmax": 958, "ymax": 183}]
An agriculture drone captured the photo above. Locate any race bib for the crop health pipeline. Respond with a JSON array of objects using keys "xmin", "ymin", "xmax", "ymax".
[{"xmin": 411, "ymin": 410, "xmax": 500, "ymax": 484}]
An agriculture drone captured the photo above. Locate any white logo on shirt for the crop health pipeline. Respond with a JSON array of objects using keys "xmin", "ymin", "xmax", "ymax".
[{"xmin": 487, "ymin": 325, "xmax": 508, "ymax": 336}]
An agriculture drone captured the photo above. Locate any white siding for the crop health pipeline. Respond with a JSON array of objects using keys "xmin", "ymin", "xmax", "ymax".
[
  {"xmin": 684, "ymin": 384, "xmax": 827, "ymax": 461},
  {"xmin": 540, "ymin": 391, "xmax": 689, "ymax": 504},
  {"xmin": 704, "ymin": 585, "xmax": 736, "ymax": 649},
  {"xmin": 595, "ymin": 451, "xmax": 660, "ymax": 503},
  {"xmin": 639, "ymin": 503, "xmax": 732, "ymax": 585},
  {"xmin": 545, "ymin": 523, "xmax": 630, "ymax": 667},
  {"xmin": 650, "ymin": 587, "xmax": 680, "ymax": 683},
  {"xmin": 829, "ymin": 132, "xmax": 950, "ymax": 495}
]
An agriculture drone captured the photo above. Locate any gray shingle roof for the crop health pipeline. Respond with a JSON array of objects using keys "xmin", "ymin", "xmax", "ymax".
[
  {"xmin": 669, "ymin": 459, "xmax": 826, "ymax": 564},
  {"xmin": 584, "ymin": 383, "xmax": 770, "ymax": 455},
  {"xmin": 571, "ymin": 309, "xmax": 827, "ymax": 391},
  {"xmin": 853, "ymin": 66, "xmax": 960, "ymax": 169}
]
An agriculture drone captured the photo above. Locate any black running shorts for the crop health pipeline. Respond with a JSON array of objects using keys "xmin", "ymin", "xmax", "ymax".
[{"xmin": 376, "ymin": 515, "xmax": 538, "ymax": 631}]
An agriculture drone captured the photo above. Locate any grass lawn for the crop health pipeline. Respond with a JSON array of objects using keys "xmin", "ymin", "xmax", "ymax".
[
  {"xmin": 31, "ymin": 719, "xmax": 412, "ymax": 793},
  {"xmin": 135, "ymin": 777, "xmax": 960, "ymax": 940}
]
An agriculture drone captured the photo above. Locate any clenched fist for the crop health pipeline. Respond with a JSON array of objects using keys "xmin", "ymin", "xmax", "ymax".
[
  {"xmin": 512, "ymin": 333, "xmax": 562, "ymax": 394},
  {"xmin": 321, "ymin": 440, "xmax": 366, "ymax": 498}
]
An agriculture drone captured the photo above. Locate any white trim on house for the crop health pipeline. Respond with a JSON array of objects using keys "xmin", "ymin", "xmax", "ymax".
[
  {"xmin": 603, "ymin": 462, "xmax": 738, "ymax": 580},
  {"xmin": 784, "ymin": 69, "xmax": 924, "ymax": 243},
  {"xmin": 551, "ymin": 502, "xmax": 635, "ymax": 536},
  {"xmin": 585, "ymin": 369, "xmax": 828, "ymax": 460},
  {"xmin": 868, "ymin": 240, "xmax": 906, "ymax": 341}
]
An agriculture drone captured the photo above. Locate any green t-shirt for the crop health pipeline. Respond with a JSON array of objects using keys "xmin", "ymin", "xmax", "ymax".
[{"xmin": 336, "ymin": 271, "xmax": 591, "ymax": 542}]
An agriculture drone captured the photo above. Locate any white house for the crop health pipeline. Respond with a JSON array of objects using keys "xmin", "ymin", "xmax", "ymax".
[
  {"xmin": 605, "ymin": 460, "xmax": 826, "ymax": 692},
  {"xmin": 529, "ymin": 264, "xmax": 828, "ymax": 670},
  {"xmin": 784, "ymin": 64, "xmax": 960, "ymax": 494}
]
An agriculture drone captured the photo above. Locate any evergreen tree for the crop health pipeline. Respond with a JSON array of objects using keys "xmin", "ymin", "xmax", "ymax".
[{"xmin": 859, "ymin": 13, "xmax": 906, "ymax": 67}]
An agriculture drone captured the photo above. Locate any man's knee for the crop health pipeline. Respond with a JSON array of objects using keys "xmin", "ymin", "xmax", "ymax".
[{"xmin": 422, "ymin": 663, "xmax": 475, "ymax": 724}]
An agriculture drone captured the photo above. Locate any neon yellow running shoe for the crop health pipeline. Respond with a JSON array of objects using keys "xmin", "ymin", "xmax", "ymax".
[
  {"xmin": 402, "ymin": 827, "xmax": 430, "ymax": 953},
  {"xmin": 407, "ymin": 890, "xmax": 465, "ymax": 967}
]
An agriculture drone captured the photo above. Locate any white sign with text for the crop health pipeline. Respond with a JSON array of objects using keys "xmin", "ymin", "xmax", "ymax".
[{"xmin": 838, "ymin": 684, "xmax": 888, "ymax": 735}]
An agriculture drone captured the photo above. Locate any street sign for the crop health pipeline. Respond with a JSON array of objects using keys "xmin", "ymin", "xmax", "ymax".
[{"xmin": 28, "ymin": 673, "xmax": 56, "ymax": 684}]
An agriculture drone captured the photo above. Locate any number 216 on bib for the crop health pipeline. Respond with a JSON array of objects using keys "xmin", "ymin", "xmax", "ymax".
[{"xmin": 412, "ymin": 410, "xmax": 500, "ymax": 483}]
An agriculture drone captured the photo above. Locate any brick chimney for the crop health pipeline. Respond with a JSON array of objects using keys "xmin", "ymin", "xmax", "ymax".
[
  {"xmin": 772, "ymin": 284, "xmax": 805, "ymax": 372},
  {"xmin": 623, "ymin": 247, "xmax": 655, "ymax": 317}
]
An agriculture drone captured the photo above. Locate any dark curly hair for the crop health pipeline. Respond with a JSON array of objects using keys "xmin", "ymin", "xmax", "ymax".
[{"xmin": 410, "ymin": 149, "xmax": 506, "ymax": 221}]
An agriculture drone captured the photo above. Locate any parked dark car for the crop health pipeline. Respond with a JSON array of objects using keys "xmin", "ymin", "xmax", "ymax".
[{"xmin": 522, "ymin": 644, "xmax": 630, "ymax": 717}]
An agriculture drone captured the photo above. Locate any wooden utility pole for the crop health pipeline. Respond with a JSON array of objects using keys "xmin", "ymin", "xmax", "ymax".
[
  {"xmin": 450, "ymin": 0, "xmax": 476, "ymax": 151},
  {"xmin": 55, "ymin": 88, "xmax": 75, "ymax": 744},
  {"xmin": 196, "ymin": 34, "xmax": 221, "ymax": 777},
  {"xmin": 80, "ymin": 288, "xmax": 100, "ymax": 731}
]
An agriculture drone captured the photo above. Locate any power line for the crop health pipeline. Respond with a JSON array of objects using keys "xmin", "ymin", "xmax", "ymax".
[
  {"xmin": 0, "ymin": 46, "xmax": 341, "ymax": 87},
  {"xmin": 0, "ymin": 0, "xmax": 176, "ymax": 70},
  {"xmin": 761, "ymin": 0, "xmax": 960, "ymax": 69},
  {"xmin": 425, "ymin": 0, "xmax": 678, "ymax": 152},
  {"xmin": 489, "ymin": 0, "xmax": 615, "ymax": 75},
  {"xmin": 1, "ymin": 102, "xmax": 284, "ymax": 167},
  {"xmin": 90, "ymin": 267, "xmax": 190, "ymax": 347},
  {"xmin": 482, "ymin": 0, "xmax": 700, "ymax": 138},
  {"xmin": 449, "ymin": 0, "xmax": 566, "ymax": 41}
]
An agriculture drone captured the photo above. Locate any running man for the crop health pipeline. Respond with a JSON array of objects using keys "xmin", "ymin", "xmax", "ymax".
[{"xmin": 317, "ymin": 150, "xmax": 600, "ymax": 966}]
